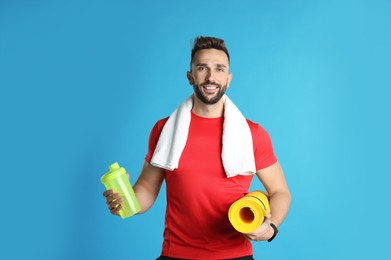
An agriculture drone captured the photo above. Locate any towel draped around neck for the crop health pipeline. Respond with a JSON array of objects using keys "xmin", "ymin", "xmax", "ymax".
[{"xmin": 150, "ymin": 94, "xmax": 256, "ymax": 178}]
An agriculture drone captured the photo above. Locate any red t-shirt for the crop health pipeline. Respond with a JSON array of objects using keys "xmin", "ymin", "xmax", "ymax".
[{"xmin": 145, "ymin": 111, "xmax": 277, "ymax": 259}]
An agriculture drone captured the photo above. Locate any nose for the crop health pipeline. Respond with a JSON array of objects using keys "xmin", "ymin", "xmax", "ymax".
[{"xmin": 205, "ymin": 69, "xmax": 216, "ymax": 82}]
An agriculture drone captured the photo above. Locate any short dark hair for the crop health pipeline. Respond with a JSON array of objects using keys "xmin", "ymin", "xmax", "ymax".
[{"xmin": 190, "ymin": 36, "xmax": 230, "ymax": 66}]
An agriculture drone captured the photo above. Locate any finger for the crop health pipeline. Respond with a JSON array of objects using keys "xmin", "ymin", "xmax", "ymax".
[
  {"xmin": 103, "ymin": 189, "xmax": 114, "ymax": 197},
  {"xmin": 111, "ymin": 204, "xmax": 122, "ymax": 216},
  {"xmin": 108, "ymin": 197, "xmax": 123, "ymax": 209},
  {"xmin": 106, "ymin": 193, "xmax": 121, "ymax": 204},
  {"xmin": 243, "ymin": 233, "xmax": 257, "ymax": 241},
  {"xmin": 243, "ymin": 233, "xmax": 252, "ymax": 241},
  {"xmin": 263, "ymin": 216, "xmax": 271, "ymax": 225},
  {"xmin": 109, "ymin": 199, "xmax": 123, "ymax": 214}
]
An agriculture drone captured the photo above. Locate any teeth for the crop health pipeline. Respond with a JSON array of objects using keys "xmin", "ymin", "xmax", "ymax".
[{"xmin": 205, "ymin": 86, "xmax": 217, "ymax": 90}]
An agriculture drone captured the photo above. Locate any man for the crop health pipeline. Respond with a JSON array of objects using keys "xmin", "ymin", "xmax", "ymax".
[{"xmin": 103, "ymin": 36, "xmax": 291, "ymax": 260}]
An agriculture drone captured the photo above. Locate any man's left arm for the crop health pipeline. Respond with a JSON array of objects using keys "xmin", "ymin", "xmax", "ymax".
[{"xmin": 244, "ymin": 161, "xmax": 291, "ymax": 241}]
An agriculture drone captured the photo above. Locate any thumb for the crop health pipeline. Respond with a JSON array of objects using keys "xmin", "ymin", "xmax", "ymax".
[{"xmin": 265, "ymin": 211, "xmax": 271, "ymax": 219}]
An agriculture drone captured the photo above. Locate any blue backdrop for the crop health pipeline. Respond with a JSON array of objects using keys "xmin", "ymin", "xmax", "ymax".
[{"xmin": 1, "ymin": 0, "xmax": 390, "ymax": 259}]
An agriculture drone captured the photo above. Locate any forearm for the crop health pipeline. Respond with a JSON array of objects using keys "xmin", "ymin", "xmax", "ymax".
[
  {"xmin": 256, "ymin": 162, "xmax": 291, "ymax": 227},
  {"xmin": 133, "ymin": 161, "xmax": 165, "ymax": 214},
  {"xmin": 133, "ymin": 183, "xmax": 160, "ymax": 214},
  {"xmin": 269, "ymin": 190, "xmax": 291, "ymax": 227}
]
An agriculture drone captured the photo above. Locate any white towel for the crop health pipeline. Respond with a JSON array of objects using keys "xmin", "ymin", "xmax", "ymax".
[{"xmin": 150, "ymin": 94, "xmax": 256, "ymax": 178}]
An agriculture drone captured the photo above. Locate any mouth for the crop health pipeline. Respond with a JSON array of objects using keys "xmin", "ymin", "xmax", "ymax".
[{"xmin": 201, "ymin": 84, "xmax": 219, "ymax": 94}]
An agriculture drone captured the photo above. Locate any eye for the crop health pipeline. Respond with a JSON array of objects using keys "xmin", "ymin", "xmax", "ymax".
[
  {"xmin": 216, "ymin": 67, "xmax": 225, "ymax": 72},
  {"xmin": 197, "ymin": 66, "xmax": 206, "ymax": 71}
]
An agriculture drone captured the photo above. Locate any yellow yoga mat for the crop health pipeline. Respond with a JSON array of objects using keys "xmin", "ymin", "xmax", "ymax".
[{"xmin": 228, "ymin": 191, "xmax": 270, "ymax": 233}]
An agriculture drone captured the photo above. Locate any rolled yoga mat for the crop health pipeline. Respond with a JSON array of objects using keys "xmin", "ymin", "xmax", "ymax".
[{"xmin": 228, "ymin": 191, "xmax": 270, "ymax": 233}]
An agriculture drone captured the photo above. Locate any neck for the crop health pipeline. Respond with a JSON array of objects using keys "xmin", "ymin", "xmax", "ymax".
[{"xmin": 191, "ymin": 95, "xmax": 225, "ymax": 118}]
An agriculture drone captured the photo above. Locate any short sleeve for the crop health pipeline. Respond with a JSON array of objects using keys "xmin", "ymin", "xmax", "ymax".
[
  {"xmin": 247, "ymin": 121, "xmax": 278, "ymax": 171},
  {"xmin": 145, "ymin": 118, "xmax": 168, "ymax": 163}
]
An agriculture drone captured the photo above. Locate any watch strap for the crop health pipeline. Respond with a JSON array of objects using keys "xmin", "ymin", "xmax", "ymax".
[{"xmin": 267, "ymin": 223, "xmax": 278, "ymax": 242}]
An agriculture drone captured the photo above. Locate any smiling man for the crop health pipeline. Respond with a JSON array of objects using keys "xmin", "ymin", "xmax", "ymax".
[
  {"xmin": 103, "ymin": 36, "xmax": 291, "ymax": 260},
  {"xmin": 189, "ymin": 48, "xmax": 232, "ymax": 107}
]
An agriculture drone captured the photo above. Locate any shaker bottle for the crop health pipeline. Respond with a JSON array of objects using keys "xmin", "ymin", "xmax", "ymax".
[
  {"xmin": 101, "ymin": 162, "xmax": 141, "ymax": 218},
  {"xmin": 228, "ymin": 191, "xmax": 270, "ymax": 233}
]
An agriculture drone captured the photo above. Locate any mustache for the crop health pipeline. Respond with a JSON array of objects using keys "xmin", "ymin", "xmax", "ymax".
[{"xmin": 200, "ymin": 80, "xmax": 220, "ymax": 87}]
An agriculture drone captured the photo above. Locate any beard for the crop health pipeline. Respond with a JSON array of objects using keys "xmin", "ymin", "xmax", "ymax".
[{"xmin": 193, "ymin": 80, "xmax": 227, "ymax": 105}]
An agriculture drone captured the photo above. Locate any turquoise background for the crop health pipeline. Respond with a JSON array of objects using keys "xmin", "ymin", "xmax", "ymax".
[{"xmin": 1, "ymin": 0, "xmax": 390, "ymax": 259}]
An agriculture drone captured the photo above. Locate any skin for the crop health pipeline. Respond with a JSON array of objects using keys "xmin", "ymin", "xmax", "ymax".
[
  {"xmin": 103, "ymin": 48, "xmax": 291, "ymax": 242},
  {"xmin": 187, "ymin": 48, "xmax": 232, "ymax": 118}
]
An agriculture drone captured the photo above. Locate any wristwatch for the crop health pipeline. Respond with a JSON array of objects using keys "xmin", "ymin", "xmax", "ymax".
[{"xmin": 267, "ymin": 223, "xmax": 279, "ymax": 242}]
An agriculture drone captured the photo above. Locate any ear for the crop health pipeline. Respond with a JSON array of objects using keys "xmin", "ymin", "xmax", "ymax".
[
  {"xmin": 187, "ymin": 71, "xmax": 194, "ymax": 85},
  {"xmin": 226, "ymin": 73, "xmax": 233, "ymax": 88}
]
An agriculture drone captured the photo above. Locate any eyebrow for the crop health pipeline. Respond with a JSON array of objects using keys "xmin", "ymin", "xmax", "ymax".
[
  {"xmin": 216, "ymin": 64, "xmax": 227, "ymax": 69},
  {"xmin": 195, "ymin": 63, "xmax": 228, "ymax": 69}
]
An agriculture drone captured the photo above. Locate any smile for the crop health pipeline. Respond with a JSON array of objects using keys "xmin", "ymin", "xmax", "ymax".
[{"xmin": 203, "ymin": 86, "xmax": 218, "ymax": 90}]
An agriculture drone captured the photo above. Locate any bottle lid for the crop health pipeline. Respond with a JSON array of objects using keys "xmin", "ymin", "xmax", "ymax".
[{"xmin": 100, "ymin": 162, "xmax": 126, "ymax": 183}]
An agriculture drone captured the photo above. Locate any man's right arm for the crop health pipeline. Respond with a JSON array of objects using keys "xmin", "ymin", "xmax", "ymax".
[{"xmin": 133, "ymin": 161, "xmax": 165, "ymax": 214}]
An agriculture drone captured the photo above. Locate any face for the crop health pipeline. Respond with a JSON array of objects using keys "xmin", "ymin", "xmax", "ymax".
[{"xmin": 187, "ymin": 49, "xmax": 232, "ymax": 105}]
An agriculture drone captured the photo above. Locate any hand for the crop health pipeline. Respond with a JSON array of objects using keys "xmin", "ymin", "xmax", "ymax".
[
  {"xmin": 243, "ymin": 212, "xmax": 274, "ymax": 241},
  {"xmin": 102, "ymin": 189, "xmax": 123, "ymax": 216},
  {"xmin": 102, "ymin": 173, "xmax": 130, "ymax": 216}
]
